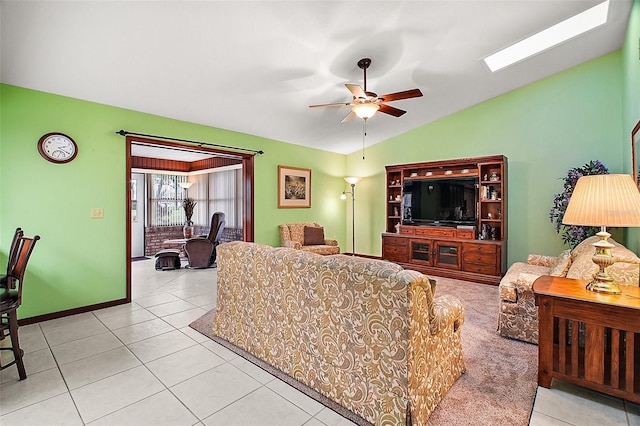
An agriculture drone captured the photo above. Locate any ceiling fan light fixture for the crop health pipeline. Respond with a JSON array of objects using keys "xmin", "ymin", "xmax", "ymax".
[{"xmin": 352, "ymin": 103, "xmax": 380, "ymax": 120}]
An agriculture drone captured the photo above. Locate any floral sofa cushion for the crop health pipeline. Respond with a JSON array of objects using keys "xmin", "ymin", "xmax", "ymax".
[{"xmin": 212, "ymin": 241, "xmax": 466, "ymax": 425}]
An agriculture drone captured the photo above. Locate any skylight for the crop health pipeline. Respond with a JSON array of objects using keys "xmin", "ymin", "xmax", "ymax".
[{"xmin": 484, "ymin": 0, "xmax": 610, "ymax": 72}]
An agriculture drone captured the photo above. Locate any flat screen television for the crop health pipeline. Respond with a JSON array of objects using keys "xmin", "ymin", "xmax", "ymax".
[{"xmin": 402, "ymin": 177, "xmax": 478, "ymax": 227}]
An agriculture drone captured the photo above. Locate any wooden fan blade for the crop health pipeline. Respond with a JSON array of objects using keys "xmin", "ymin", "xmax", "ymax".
[
  {"xmin": 379, "ymin": 89, "xmax": 423, "ymax": 102},
  {"xmin": 379, "ymin": 104, "xmax": 406, "ymax": 117},
  {"xmin": 341, "ymin": 111, "xmax": 356, "ymax": 123},
  {"xmin": 345, "ymin": 84, "xmax": 366, "ymax": 99},
  {"xmin": 309, "ymin": 102, "xmax": 351, "ymax": 108}
]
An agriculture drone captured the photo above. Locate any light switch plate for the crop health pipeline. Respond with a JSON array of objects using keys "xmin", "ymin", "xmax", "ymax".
[{"xmin": 91, "ymin": 208, "xmax": 104, "ymax": 219}]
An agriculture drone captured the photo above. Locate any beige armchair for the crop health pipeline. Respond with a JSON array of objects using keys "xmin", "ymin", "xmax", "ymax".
[
  {"xmin": 278, "ymin": 222, "xmax": 340, "ymax": 255},
  {"xmin": 498, "ymin": 236, "xmax": 640, "ymax": 344}
]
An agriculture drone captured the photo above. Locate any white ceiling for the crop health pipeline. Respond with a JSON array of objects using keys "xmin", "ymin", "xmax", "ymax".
[{"xmin": 1, "ymin": 1, "xmax": 632, "ymax": 155}]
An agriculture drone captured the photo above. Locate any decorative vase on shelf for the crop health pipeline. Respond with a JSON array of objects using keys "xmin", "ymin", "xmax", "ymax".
[{"xmin": 183, "ymin": 221, "xmax": 194, "ymax": 239}]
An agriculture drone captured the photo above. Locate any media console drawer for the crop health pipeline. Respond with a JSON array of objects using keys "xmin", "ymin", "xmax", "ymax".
[
  {"xmin": 382, "ymin": 235, "xmax": 409, "ymax": 262},
  {"xmin": 383, "ymin": 246, "xmax": 409, "ymax": 262},
  {"xmin": 456, "ymin": 229, "xmax": 476, "ymax": 239},
  {"xmin": 463, "ymin": 252, "xmax": 495, "ymax": 264},
  {"xmin": 398, "ymin": 226, "xmax": 475, "ymax": 239},
  {"xmin": 415, "ymin": 227, "xmax": 455, "ymax": 238},
  {"xmin": 463, "ymin": 263, "xmax": 497, "ymax": 275},
  {"xmin": 462, "ymin": 243, "xmax": 499, "ymax": 276},
  {"xmin": 384, "ymin": 236, "xmax": 408, "ymax": 246},
  {"xmin": 464, "ymin": 243, "xmax": 497, "ymax": 254}
]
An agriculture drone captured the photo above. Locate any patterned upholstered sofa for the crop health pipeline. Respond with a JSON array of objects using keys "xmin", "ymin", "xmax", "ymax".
[
  {"xmin": 212, "ymin": 241, "xmax": 466, "ymax": 425},
  {"xmin": 279, "ymin": 222, "xmax": 340, "ymax": 255},
  {"xmin": 498, "ymin": 236, "xmax": 640, "ymax": 344}
]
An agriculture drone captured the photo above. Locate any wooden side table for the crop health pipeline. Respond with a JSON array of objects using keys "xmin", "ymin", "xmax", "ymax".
[{"xmin": 533, "ymin": 275, "xmax": 640, "ymax": 403}]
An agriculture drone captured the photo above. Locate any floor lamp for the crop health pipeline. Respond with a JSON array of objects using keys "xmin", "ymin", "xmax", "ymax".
[
  {"xmin": 178, "ymin": 181, "xmax": 195, "ymax": 238},
  {"xmin": 341, "ymin": 177, "xmax": 362, "ymax": 255}
]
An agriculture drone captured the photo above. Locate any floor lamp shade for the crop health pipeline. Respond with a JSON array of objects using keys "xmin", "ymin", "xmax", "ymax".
[
  {"xmin": 562, "ymin": 174, "xmax": 640, "ymax": 293},
  {"xmin": 344, "ymin": 176, "xmax": 362, "ymax": 185}
]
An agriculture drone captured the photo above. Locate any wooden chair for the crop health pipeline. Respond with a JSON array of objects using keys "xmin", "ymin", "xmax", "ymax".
[
  {"xmin": 1, "ymin": 228, "xmax": 24, "ymax": 289},
  {"xmin": 0, "ymin": 234, "xmax": 40, "ymax": 380}
]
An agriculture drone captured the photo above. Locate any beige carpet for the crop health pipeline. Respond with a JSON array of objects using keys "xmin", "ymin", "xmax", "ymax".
[
  {"xmin": 190, "ymin": 276, "xmax": 538, "ymax": 425},
  {"xmin": 426, "ymin": 277, "xmax": 538, "ymax": 425}
]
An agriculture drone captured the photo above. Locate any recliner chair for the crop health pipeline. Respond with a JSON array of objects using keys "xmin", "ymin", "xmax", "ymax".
[{"xmin": 185, "ymin": 212, "xmax": 226, "ymax": 268}]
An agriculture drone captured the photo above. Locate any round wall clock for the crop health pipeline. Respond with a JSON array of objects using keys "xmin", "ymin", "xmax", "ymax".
[{"xmin": 37, "ymin": 132, "xmax": 78, "ymax": 164}]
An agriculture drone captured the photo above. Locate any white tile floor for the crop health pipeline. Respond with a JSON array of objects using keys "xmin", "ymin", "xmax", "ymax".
[{"xmin": 0, "ymin": 258, "xmax": 637, "ymax": 425}]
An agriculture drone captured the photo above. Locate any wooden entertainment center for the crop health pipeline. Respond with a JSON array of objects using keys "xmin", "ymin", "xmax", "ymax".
[{"xmin": 382, "ymin": 155, "xmax": 507, "ymax": 285}]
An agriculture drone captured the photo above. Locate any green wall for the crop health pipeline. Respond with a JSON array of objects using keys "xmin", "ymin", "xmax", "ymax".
[
  {"xmin": 624, "ymin": 0, "xmax": 640, "ymax": 252},
  {"xmin": 347, "ymin": 50, "xmax": 626, "ymax": 264},
  {"xmin": 0, "ymin": 85, "xmax": 346, "ymax": 319}
]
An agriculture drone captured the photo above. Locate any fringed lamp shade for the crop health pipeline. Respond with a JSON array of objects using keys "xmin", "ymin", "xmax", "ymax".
[{"xmin": 562, "ymin": 174, "xmax": 640, "ymax": 294}]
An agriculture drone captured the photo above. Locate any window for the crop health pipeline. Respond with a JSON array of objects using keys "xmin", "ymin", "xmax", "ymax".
[
  {"xmin": 191, "ymin": 166, "xmax": 243, "ymax": 228},
  {"xmin": 149, "ymin": 174, "xmax": 189, "ymax": 226}
]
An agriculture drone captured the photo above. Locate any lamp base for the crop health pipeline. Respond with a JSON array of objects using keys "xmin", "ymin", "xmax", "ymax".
[
  {"xmin": 585, "ymin": 279, "xmax": 622, "ymax": 294},
  {"xmin": 586, "ymin": 229, "xmax": 621, "ymax": 295}
]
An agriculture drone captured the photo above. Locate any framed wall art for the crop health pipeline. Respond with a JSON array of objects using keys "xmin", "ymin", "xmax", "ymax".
[
  {"xmin": 278, "ymin": 165, "xmax": 311, "ymax": 208},
  {"xmin": 633, "ymin": 119, "xmax": 640, "ymax": 188}
]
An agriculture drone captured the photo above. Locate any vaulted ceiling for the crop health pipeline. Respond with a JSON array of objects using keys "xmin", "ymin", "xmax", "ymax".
[{"xmin": 1, "ymin": 1, "xmax": 632, "ymax": 155}]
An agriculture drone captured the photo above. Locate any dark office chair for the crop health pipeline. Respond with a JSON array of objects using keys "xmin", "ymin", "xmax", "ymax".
[
  {"xmin": 1, "ymin": 228, "xmax": 24, "ymax": 289},
  {"xmin": 0, "ymin": 234, "xmax": 40, "ymax": 380},
  {"xmin": 185, "ymin": 212, "xmax": 226, "ymax": 268}
]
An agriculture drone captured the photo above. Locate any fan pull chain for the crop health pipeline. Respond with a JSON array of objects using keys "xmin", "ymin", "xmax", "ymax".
[{"xmin": 362, "ymin": 120, "xmax": 366, "ymax": 160}]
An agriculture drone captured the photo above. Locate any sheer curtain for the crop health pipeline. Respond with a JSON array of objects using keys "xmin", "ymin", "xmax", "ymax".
[{"xmin": 191, "ymin": 166, "xmax": 242, "ymax": 228}]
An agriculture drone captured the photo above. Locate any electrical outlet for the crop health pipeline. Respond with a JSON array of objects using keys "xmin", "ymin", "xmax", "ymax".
[{"xmin": 91, "ymin": 208, "xmax": 104, "ymax": 219}]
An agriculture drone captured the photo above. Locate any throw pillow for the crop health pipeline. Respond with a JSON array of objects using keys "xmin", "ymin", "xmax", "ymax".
[
  {"xmin": 304, "ymin": 226, "xmax": 325, "ymax": 245},
  {"xmin": 549, "ymin": 250, "xmax": 572, "ymax": 277}
]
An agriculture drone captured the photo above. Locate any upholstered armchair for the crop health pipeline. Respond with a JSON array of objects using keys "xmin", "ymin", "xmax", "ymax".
[
  {"xmin": 185, "ymin": 212, "xmax": 226, "ymax": 268},
  {"xmin": 278, "ymin": 222, "xmax": 340, "ymax": 255},
  {"xmin": 498, "ymin": 236, "xmax": 640, "ymax": 344}
]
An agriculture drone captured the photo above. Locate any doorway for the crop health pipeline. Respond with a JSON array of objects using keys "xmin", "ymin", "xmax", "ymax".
[{"xmin": 125, "ymin": 136, "xmax": 255, "ymax": 301}]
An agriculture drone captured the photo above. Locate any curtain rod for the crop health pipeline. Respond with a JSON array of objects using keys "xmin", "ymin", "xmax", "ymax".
[{"xmin": 115, "ymin": 130, "xmax": 264, "ymax": 155}]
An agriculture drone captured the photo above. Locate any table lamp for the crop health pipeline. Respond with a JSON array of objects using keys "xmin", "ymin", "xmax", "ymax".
[{"xmin": 562, "ymin": 174, "xmax": 640, "ymax": 294}]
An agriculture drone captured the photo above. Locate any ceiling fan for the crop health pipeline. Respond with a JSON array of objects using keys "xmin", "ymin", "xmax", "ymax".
[{"xmin": 309, "ymin": 58, "xmax": 423, "ymax": 123}]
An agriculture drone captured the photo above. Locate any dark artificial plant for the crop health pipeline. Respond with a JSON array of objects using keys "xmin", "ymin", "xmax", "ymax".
[
  {"xmin": 549, "ymin": 160, "xmax": 609, "ymax": 248},
  {"xmin": 182, "ymin": 198, "xmax": 196, "ymax": 225}
]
